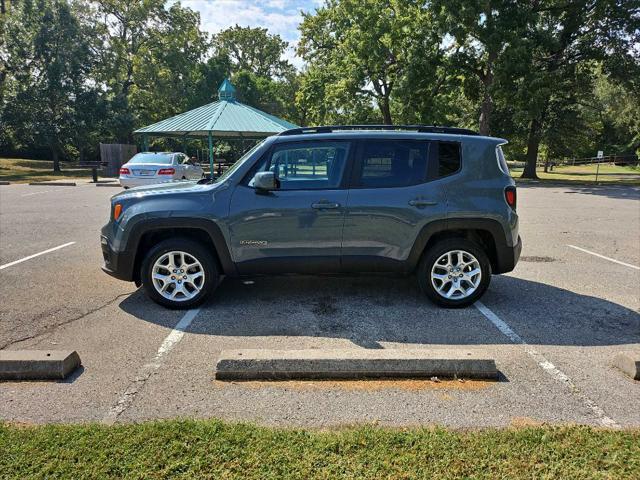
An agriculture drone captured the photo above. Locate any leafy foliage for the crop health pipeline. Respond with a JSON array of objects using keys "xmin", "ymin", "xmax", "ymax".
[{"xmin": 0, "ymin": 0, "xmax": 638, "ymax": 176}]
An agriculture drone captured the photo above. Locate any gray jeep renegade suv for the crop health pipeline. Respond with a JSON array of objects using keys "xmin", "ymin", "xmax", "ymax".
[{"xmin": 101, "ymin": 125, "xmax": 521, "ymax": 309}]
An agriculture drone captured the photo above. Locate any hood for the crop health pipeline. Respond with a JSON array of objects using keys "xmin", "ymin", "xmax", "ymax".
[{"xmin": 111, "ymin": 180, "xmax": 223, "ymax": 202}]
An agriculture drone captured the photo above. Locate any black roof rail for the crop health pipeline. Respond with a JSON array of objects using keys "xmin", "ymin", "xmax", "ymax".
[{"xmin": 278, "ymin": 124, "xmax": 479, "ymax": 136}]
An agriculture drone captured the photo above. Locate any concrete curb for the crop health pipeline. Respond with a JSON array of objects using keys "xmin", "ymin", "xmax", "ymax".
[
  {"xmin": 0, "ymin": 181, "xmax": 10, "ymax": 185},
  {"xmin": 613, "ymin": 352, "xmax": 640, "ymax": 380},
  {"xmin": 215, "ymin": 349, "xmax": 498, "ymax": 380},
  {"xmin": 0, "ymin": 350, "xmax": 81, "ymax": 380},
  {"xmin": 28, "ymin": 181, "xmax": 76, "ymax": 187}
]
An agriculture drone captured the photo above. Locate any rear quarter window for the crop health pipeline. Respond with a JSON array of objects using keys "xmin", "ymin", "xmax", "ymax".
[
  {"xmin": 496, "ymin": 146, "xmax": 509, "ymax": 174},
  {"xmin": 436, "ymin": 142, "xmax": 461, "ymax": 178}
]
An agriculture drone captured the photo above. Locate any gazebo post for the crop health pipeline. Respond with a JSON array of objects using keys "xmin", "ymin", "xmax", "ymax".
[
  {"xmin": 208, "ymin": 131, "xmax": 214, "ymax": 179},
  {"xmin": 143, "ymin": 135, "xmax": 149, "ymax": 152}
]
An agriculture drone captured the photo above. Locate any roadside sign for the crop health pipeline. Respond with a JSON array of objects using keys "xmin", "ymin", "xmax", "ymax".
[{"xmin": 597, "ymin": 151, "xmax": 603, "ymax": 158}]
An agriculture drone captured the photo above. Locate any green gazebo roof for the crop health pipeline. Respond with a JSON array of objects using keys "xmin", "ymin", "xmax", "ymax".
[{"xmin": 134, "ymin": 79, "xmax": 298, "ymax": 138}]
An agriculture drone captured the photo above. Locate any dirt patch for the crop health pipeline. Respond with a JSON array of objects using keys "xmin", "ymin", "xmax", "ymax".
[
  {"xmin": 520, "ymin": 256, "xmax": 556, "ymax": 263},
  {"xmin": 509, "ymin": 416, "xmax": 544, "ymax": 427},
  {"xmin": 215, "ymin": 378, "xmax": 495, "ymax": 392}
]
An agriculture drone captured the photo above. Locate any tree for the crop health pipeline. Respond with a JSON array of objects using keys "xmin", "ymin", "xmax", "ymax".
[
  {"xmin": 2, "ymin": 0, "xmax": 96, "ymax": 170},
  {"xmin": 432, "ymin": 0, "xmax": 531, "ymax": 135},
  {"xmin": 95, "ymin": 0, "xmax": 209, "ymax": 142},
  {"xmin": 214, "ymin": 25, "xmax": 293, "ymax": 78},
  {"xmin": 515, "ymin": 0, "xmax": 640, "ymax": 178},
  {"xmin": 299, "ymin": 0, "xmax": 435, "ymax": 125}
]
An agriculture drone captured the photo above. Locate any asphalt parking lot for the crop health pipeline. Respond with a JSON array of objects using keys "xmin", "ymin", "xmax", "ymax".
[{"xmin": 0, "ymin": 181, "xmax": 639, "ymax": 428}]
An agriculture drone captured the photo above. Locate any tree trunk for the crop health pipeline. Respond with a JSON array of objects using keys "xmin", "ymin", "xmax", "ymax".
[
  {"xmin": 52, "ymin": 148, "xmax": 61, "ymax": 172},
  {"xmin": 478, "ymin": 50, "xmax": 496, "ymax": 136},
  {"xmin": 478, "ymin": 91, "xmax": 493, "ymax": 136},
  {"xmin": 522, "ymin": 117, "xmax": 543, "ymax": 179},
  {"xmin": 379, "ymin": 96, "xmax": 392, "ymax": 125}
]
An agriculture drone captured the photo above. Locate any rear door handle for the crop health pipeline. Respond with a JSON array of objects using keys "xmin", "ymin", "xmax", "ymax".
[
  {"xmin": 311, "ymin": 201, "xmax": 341, "ymax": 209},
  {"xmin": 408, "ymin": 199, "xmax": 438, "ymax": 207}
]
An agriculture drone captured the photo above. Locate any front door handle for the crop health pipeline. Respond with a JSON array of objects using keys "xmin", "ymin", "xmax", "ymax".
[
  {"xmin": 408, "ymin": 199, "xmax": 438, "ymax": 207},
  {"xmin": 311, "ymin": 201, "xmax": 341, "ymax": 209}
]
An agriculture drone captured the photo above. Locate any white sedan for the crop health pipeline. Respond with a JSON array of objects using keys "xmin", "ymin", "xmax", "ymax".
[{"xmin": 119, "ymin": 152, "xmax": 204, "ymax": 189}]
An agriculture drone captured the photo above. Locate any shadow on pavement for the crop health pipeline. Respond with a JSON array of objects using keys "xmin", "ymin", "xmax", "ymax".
[
  {"xmin": 118, "ymin": 274, "xmax": 640, "ymax": 348},
  {"xmin": 517, "ymin": 182, "xmax": 640, "ymax": 201}
]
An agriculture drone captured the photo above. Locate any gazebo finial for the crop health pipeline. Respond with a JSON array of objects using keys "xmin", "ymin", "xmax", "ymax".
[{"xmin": 218, "ymin": 78, "xmax": 236, "ymax": 101}]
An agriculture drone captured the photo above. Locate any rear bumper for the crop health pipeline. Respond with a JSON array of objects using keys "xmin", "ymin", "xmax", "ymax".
[
  {"xmin": 101, "ymin": 234, "xmax": 135, "ymax": 281},
  {"xmin": 494, "ymin": 235, "xmax": 522, "ymax": 274},
  {"xmin": 119, "ymin": 176, "xmax": 173, "ymax": 188}
]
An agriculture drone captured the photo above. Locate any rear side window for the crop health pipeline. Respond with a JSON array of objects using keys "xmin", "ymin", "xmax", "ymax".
[
  {"xmin": 437, "ymin": 142, "xmax": 461, "ymax": 177},
  {"xmin": 357, "ymin": 140, "xmax": 429, "ymax": 188}
]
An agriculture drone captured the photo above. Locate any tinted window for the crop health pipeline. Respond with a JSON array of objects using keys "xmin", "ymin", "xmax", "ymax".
[
  {"xmin": 258, "ymin": 141, "xmax": 350, "ymax": 190},
  {"xmin": 438, "ymin": 142, "xmax": 461, "ymax": 177},
  {"xmin": 357, "ymin": 140, "xmax": 428, "ymax": 188},
  {"xmin": 129, "ymin": 153, "xmax": 173, "ymax": 164}
]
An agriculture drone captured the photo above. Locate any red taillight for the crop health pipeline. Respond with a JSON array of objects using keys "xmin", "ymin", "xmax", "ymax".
[
  {"xmin": 505, "ymin": 187, "xmax": 517, "ymax": 209},
  {"xmin": 157, "ymin": 168, "xmax": 175, "ymax": 175},
  {"xmin": 119, "ymin": 167, "xmax": 130, "ymax": 175}
]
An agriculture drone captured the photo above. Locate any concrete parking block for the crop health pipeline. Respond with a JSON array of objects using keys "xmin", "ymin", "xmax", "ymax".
[
  {"xmin": 0, "ymin": 350, "xmax": 81, "ymax": 380},
  {"xmin": 215, "ymin": 349, "xmax": 498, "ymax": 380},
  {"xmin": 613, "ymin": 352, "xmax": 640, "ymax": 380},
  {"xmin": 0, "ymin": 181, "xmax": 10, "ymax": 185},
  {"xmin": 28, "ymin": 181, "xmax": 76, "ymax": 186},
  {"xmin": 96, "ymin": 183, "xmax": 122, "ymax": 188}
]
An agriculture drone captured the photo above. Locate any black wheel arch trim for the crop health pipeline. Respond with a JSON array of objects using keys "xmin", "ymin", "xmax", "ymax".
[
  {"xmin": 407, "ymin": 217, "xmax": 517, "ymax": 274},
  {"xmin": 126, "ymin": 217, "xmax": 237, "ymax": 278}
]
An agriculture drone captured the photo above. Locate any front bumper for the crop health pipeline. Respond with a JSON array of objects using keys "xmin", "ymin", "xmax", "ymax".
[{"xmin": 101, "ymin": 234, "xmax": 135, "ymax": 281}]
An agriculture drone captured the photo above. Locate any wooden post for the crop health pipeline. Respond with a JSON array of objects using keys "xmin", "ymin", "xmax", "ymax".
[{"xmin": 208, "ymin": 131, "xmax": 214, "ymax": 179}]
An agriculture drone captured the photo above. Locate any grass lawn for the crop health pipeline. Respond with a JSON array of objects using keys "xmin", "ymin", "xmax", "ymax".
[
  {"xmin": 1, "ymin": 420, "xmax": 639, "ymax": 479},
  {"xmin": 0, "ymin": 158, "xmax": 96, "ymax": 183},
  {"xmin": 511, "ymin": 163, "xmax": 640, "ymax": 185}
]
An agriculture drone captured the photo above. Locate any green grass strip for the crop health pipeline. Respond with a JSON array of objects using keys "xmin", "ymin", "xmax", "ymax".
[{"xmin": 1, "ymin": 421, "xmax": 639, "ymax": 479}]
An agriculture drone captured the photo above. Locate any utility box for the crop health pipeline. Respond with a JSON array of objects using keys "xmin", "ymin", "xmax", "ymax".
[{"xmin": 100, "ymin": 143, "xmax": 137, "ymax": 177}]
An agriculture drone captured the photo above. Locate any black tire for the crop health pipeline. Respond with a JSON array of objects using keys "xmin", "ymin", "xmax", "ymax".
[
  {"xmin": 417, "ymin": 238, "xmax": 491, "ymax": 308},
  {"xmin": 141, "ymin": 238, "xmax": 219, "ymax": 309}
]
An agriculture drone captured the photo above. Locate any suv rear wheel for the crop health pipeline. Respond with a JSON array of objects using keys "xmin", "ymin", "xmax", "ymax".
[
  {"xmin": 141, "ymin": 238, "xmax": 219, "ymax": 309},
  {"xmin": 418, "ymin": 239, "xmax": 491, "ymax": 308}
]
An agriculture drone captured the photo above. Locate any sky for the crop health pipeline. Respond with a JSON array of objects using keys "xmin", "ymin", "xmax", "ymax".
[{"xmin": 179, "ymin": 1, "xmax": 322, "ymax": 68}]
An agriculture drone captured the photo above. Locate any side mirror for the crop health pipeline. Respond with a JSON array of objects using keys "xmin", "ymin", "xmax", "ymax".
[{"xmin": 250, "ymin": 171, "xmax": 278, "ymax": 191}]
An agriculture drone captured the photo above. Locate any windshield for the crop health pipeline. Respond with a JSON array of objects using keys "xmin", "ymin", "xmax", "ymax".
[
  {"xmin": 129, "ymin": 153, "xmax": 173, "ymax": 165},
  {"xmin": 214, "ymin": 140, "xmax": 265, "ymax": 183}
]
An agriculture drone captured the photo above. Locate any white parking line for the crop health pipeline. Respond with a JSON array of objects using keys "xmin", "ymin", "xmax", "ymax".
[
  {"xmin": 0, "ymin": 242, "xmax": 76, "ymax": 270},
  {"xmin": 567, "ymin": 245, "xmax": 640, "ymax": 271},
  {"xmin": 21, "ymin": 187, "xmax": 78, "ymax": 197},
  {"xmin": 474, "ymin": 301, "xmax": 619, "ymax": 428},
  {"xmin": 102, "ymin": 308, "xmax": 201, "ymax": 425}
]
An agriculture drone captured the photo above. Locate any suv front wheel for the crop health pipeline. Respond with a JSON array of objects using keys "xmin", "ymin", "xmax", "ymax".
[
  {"xmin": 418, "ymin": 239, "xmax": 491, "ymax": 308},
  {"xmin": 141, "ymin": 238, "xmax": 219, "ymax": 309}
]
